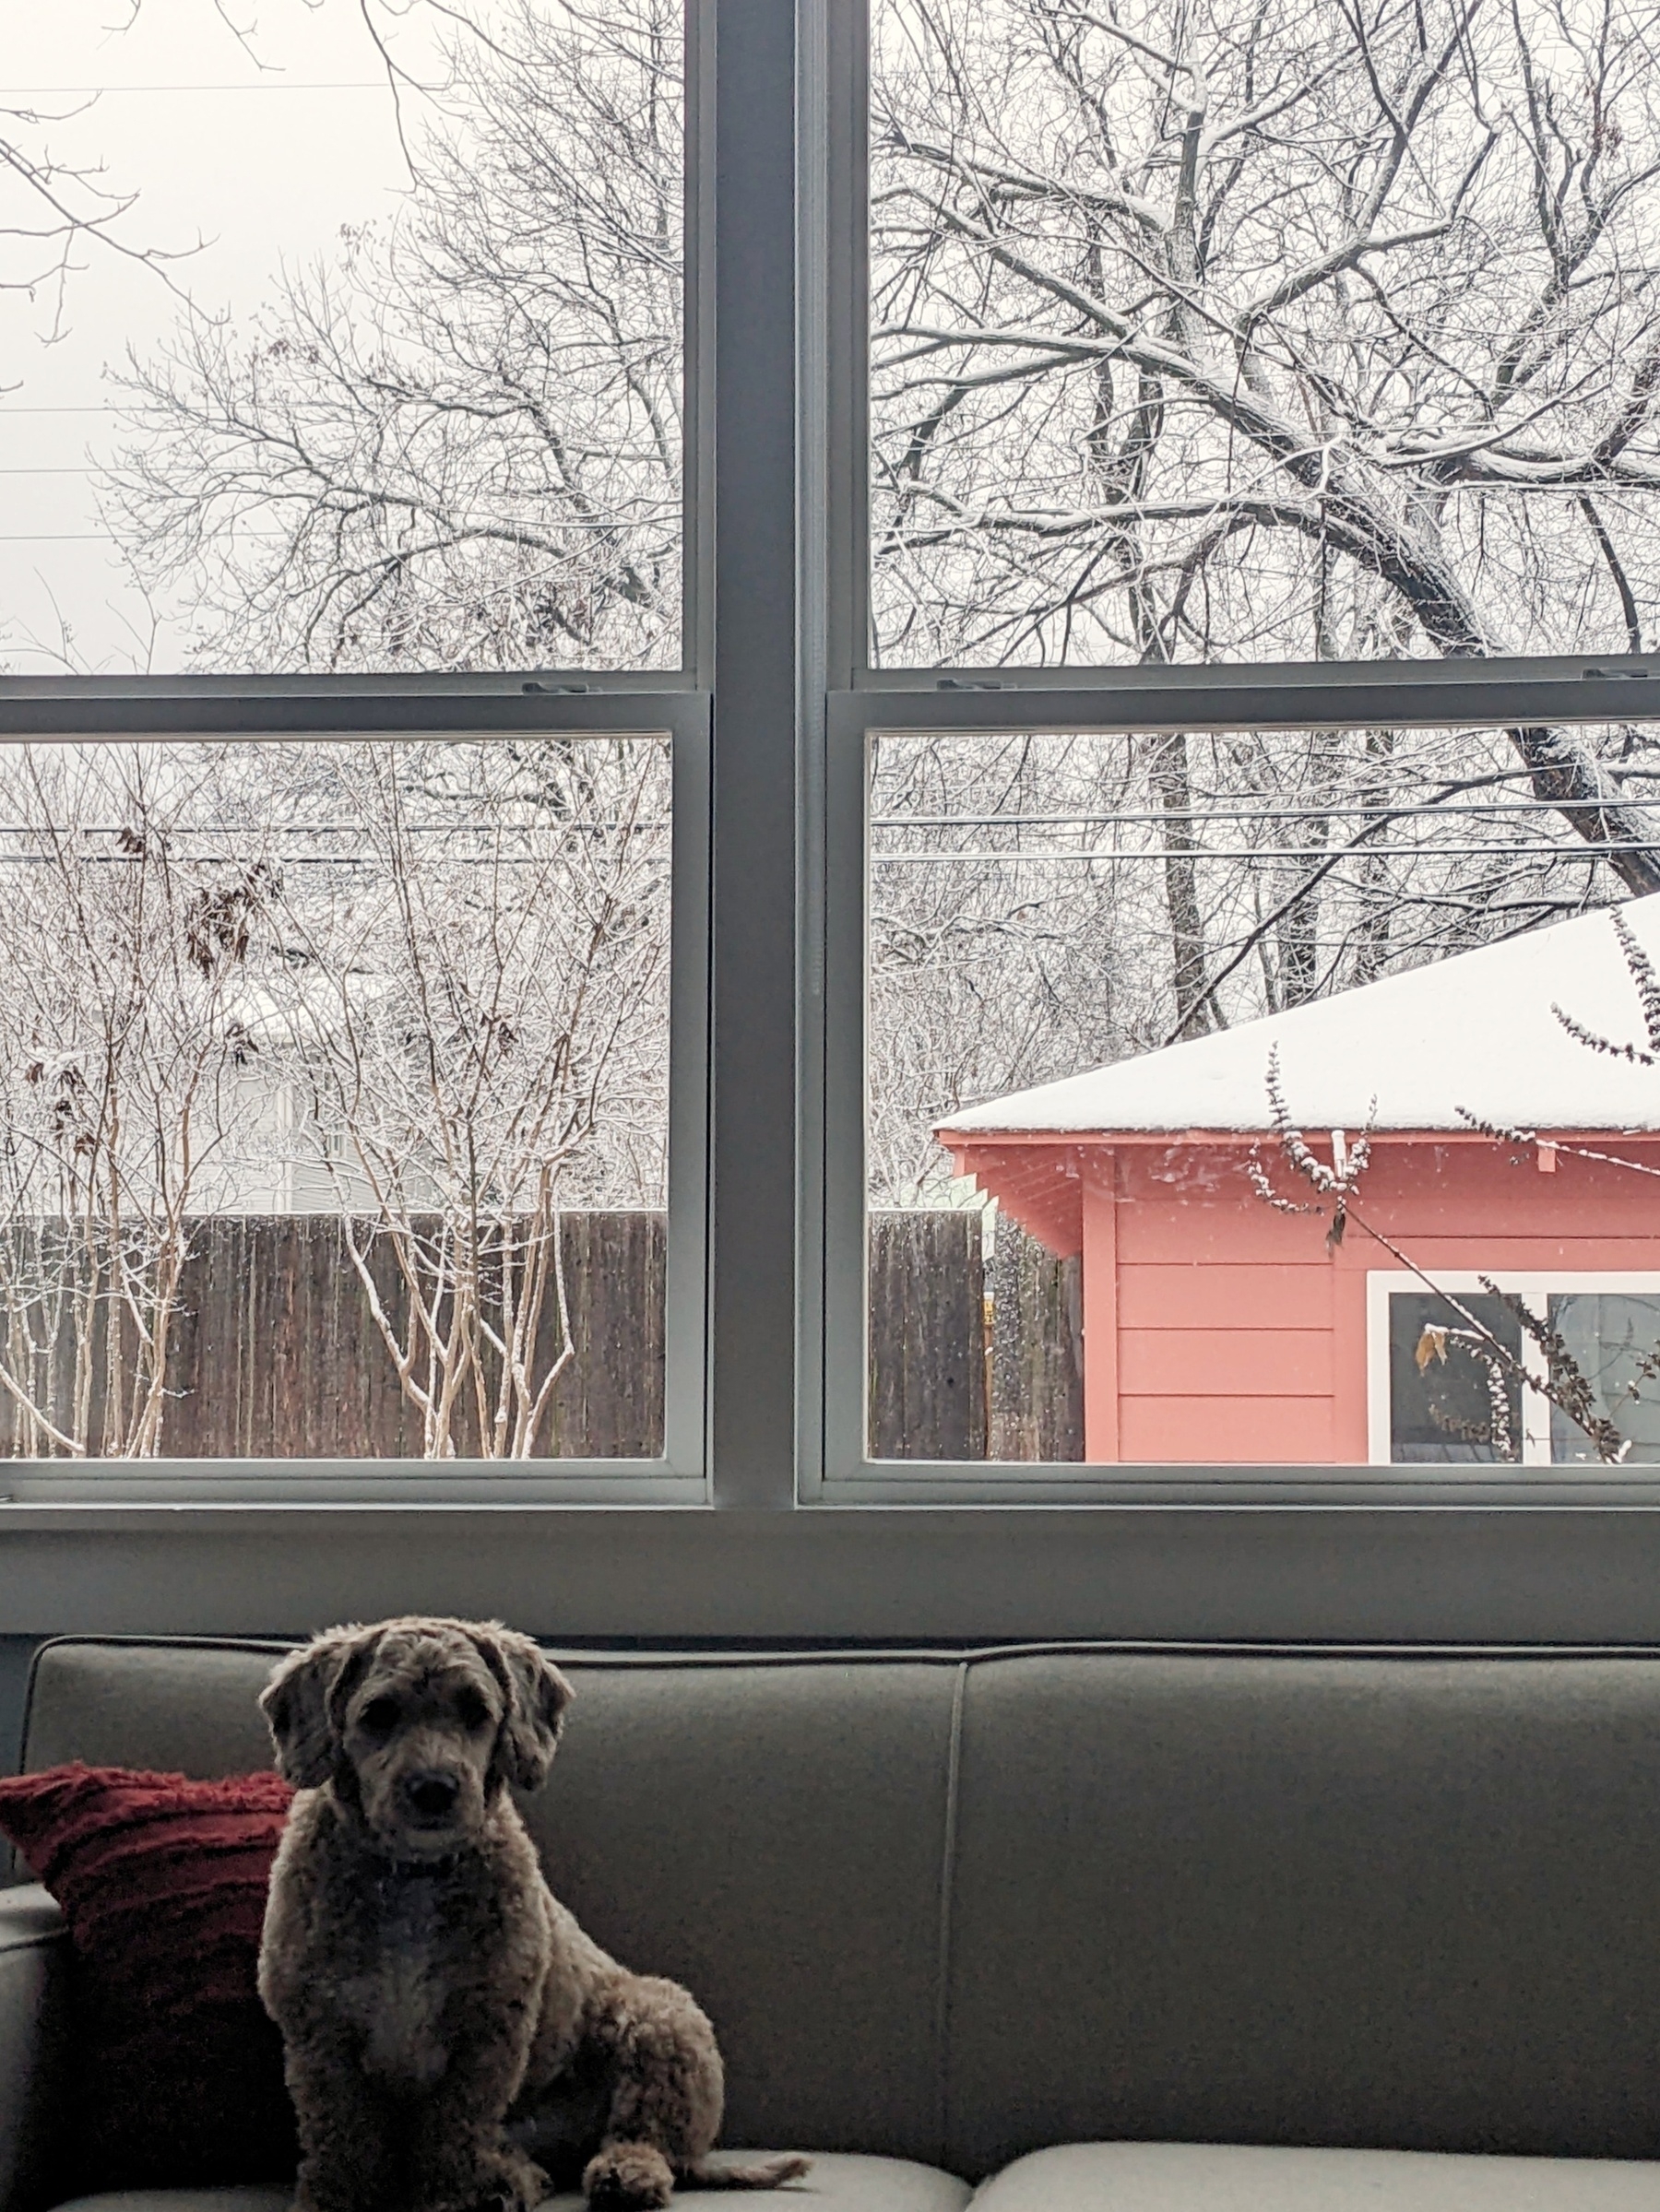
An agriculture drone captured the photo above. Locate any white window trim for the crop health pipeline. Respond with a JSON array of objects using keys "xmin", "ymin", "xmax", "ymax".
[{"xmin": 1367, "ymin": 1271, "xmax": 1660, "ymax": 1468}]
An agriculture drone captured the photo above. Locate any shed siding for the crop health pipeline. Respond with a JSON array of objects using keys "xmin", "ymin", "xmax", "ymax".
[{"xmin": 1072, "ymin": 1136, "xmax": 1660, "ymax": 1463}]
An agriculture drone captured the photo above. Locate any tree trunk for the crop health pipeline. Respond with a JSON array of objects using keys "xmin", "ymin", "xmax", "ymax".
[{"xmin": 1147, "ymin": 732, "xmax": 1215, "ymax": 1038}]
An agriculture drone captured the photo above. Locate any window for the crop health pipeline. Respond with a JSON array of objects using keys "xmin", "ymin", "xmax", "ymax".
[
  {"xmin": 0, "ymin": 732, "xmax": 693, "ymax": 1464},
  {"xmin": 814, "ymin": 0, "xmax": 1660, "ymax": 1513},
  {"xmin": 1373, "ymin": 1277, "xmax": 1660, "ymax": 1466},
  {"xmin": 10, "ymin": 0, "xmax": 1660, "ymax": 1580},
  {"xmin": 867, "ymin": 0, "xmax": 1660, "ymax": 669},
  {"xmin": 0, "ymin": 0, "xmax": 707, "ymax": 1501},
  {"xmin": 0, "ymin": 2, "xmax": 686, "ymax": 677},
  {"xmin": 841, "ymin": 708, "xmax": 1660, "ymax": 1480}
]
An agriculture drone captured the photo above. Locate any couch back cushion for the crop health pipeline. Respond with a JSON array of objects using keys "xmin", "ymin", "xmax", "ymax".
[
  {"xmin": 22, "ymin": 1642, "xmax": 283, "ymax": 1779},
  {"xmin": 942, "ymin": 1651, "xmax": 1660, "ymax": 2176},
  {"xmin": 24, "ymin": 1639, "xmax": 1660, "ymax": 2178},
  {"xmin": 21, "ymin": 1640, "xmax": 960, "ymax": 2164}
]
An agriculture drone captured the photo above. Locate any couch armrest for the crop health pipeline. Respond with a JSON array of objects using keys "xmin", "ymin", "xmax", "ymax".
[{"xmin": 0, "ymin": 1888, "xmax": 67, "ymax": 2212}]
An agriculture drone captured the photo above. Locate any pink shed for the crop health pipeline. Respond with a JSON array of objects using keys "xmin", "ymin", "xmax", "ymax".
[{"xmin": 934, "ymin": 897, "xmax": 1660, "ymax": 1465}]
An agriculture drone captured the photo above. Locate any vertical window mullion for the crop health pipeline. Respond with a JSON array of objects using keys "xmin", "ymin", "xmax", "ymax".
[{"xmin": 706, "ymin": 0, "xmax": 800, "ymax": 1506}]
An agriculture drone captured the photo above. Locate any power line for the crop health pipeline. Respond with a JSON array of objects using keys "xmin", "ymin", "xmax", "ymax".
[
  {"xmin": 0, "ymin": 850, "xmax": 669, "ymax": 867},
  {"xmin": 0, "ymin": 821, "xmax": 672, "ymax": 840},
  {"xmin": 874, "ymin": 796, "xmax": 1660, "ymax": 830},
  {"xmin": 2, "ymin": 83, "xmax": 387, "ymax": 95}
]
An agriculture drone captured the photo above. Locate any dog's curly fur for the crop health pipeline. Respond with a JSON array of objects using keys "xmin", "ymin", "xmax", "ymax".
[{"xmin": 258, "ymin": 1616, "xmax": 809, "ymax": 2212}]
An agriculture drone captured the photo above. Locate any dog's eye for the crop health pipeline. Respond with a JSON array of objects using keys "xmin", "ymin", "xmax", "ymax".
[
  {"xmin": 456, "ymin": 1688, "xmax": 491, "ymax": 1730},
  {"xmin": 360, "ymin": 1697, "xmax": 399, "ymax": 1736}
]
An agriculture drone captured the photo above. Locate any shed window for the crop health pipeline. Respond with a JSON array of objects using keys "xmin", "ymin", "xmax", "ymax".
[
  {"xmin": 1549, "ymin": 1295, "xmax": 1660, "ymax": 1466},
  {"xmin": 1374, "ymin": 1278, "xmax": 1660, "ymax": 1467},
  {"xmin": 1385, "ymin": 1292, "xmax": 1527, "ymax": 1466}
]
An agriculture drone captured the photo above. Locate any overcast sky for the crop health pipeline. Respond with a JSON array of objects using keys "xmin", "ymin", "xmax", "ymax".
[{"xmin": 0, "ymin": 0, "xmax": 463, "ymax": 674}]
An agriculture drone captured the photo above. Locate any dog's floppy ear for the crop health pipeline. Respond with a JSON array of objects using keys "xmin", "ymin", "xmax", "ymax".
[
  {"xmin": 468, "ymin": 1623, "xmax": 574, "ymax": 1792},
  {"xmin": 261, "ymin": 1623, "xmax": 381, "ymax": 1788}
]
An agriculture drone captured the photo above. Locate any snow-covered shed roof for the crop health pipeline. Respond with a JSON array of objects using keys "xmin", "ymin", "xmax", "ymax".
[{"xmin": 937, "ymin": 893, "xmax": 1660, "ymax": 1140}]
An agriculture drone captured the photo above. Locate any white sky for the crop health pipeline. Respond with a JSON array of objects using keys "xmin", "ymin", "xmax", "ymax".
[{"xmin": 0, "ymin": 0, "xmax": 461, "ymax": 673}]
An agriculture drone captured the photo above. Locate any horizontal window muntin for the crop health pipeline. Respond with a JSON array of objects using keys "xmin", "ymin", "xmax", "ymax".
[
  {"xmin": 819, "ymin": 677, "xmax": 1660, "ymax": 1499},
  {"xmin": 0, "ymin": 692, "xmax": 708, "ymax": 1501}
]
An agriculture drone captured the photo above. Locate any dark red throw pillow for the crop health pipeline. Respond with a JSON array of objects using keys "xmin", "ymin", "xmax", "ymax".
[{"xmin": 0, "ymin": 1762, "xmax": 297, "ymax": 2191}]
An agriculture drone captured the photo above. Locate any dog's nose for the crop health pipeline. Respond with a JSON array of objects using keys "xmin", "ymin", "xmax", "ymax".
[{"xmin": 403, "ymin": 1770, "xmax": 461, "ymax": 1819}]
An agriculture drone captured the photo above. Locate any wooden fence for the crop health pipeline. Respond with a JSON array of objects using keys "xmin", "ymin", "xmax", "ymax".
[
  {"xmin": 0, "ymin": 1212, "xmax": 667, "ymax": 1461},
  {"xmin": 867, "ymin": 1211, "xmax": 1083, "ymax": 1462},
  {"xmin": 0, "ymin": 1207, "xmax": 1077, "ymax": 1461}
]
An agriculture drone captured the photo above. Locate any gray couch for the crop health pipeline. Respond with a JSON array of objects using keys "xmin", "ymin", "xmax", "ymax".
[{"xmin": 4, "ymin": 1640, "xmax": 1660, "ymax": 2211}]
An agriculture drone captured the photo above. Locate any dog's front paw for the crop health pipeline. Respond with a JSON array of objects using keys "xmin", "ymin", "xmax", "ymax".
[
  {"xmin": 419, "ymin": 2147, "xmax": 549, "ymax": 2212},
  {"xmin": 482, "ymin": 2148, "xmax": 550, "ymax": 2212},
  {"xmin": 475, "ymin": 2147, "xmax": 549, "ymax": 2212},
  {"xmin": 583, "ymin": 2142, "xmax": 674, "ymax": 2210}
]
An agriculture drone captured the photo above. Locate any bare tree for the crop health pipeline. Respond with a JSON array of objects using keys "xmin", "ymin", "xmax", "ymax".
[
  {"xmin": 0, "ymin": 747, "xmax": 268, "ymax": 1455},
  {"xmin": 0, "ymin": 738, "xmax": 670, "ymax": 1461},
  {"xmin": 873, "ymin": 0, "xmax": 1660, "ymax": 882},
  {"xmin": 101, "ymin": 0, "xmax": 682, "ymax": 673},
  {"xmin": 0, "ymin": 96, "xmax": 196, "ymax": 350},
  {"xmin": 255, "ymin": 738, "xmax": 671, "ymax": 1458}
]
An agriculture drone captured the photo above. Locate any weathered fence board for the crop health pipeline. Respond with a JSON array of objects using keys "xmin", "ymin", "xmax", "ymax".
[
  {"xmin": 990, "ymin": 1220, "xmax": 1085, "ymax": 1461},
  {"xmin": 867, "ymin": 1210, "xmax": 1082, "ymax": 1463},
  {"xmin": 867, "ymin": 1210, "xmax": 989, "ymax": 1461}
]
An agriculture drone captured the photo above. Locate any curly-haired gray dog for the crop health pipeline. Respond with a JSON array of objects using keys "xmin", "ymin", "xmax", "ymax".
[{"xmin": 258, "ymin": 1616, "xmax": 809, "ymax": 2212}]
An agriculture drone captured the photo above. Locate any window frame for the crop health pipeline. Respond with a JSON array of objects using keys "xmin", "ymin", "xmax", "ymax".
[
  {"xmin": 1369, "ymin": 1272, "xmax": 1660, "ymax": 1469},
  {"xmin": 810, "ymin": 665, "xmax": 1660, "ymax": 1508},
  {"xmin": 6, "ymin": 0, "xmax": 1660, "ymax": 1635},
  {"xmin": 0, "ymin": 685, "xmax": 712, "ymax": 1504},
  {"xmin": 800, "ymin": 8, "xmax": 1660, "ymax": 1510},
  {"xmin": 0, "ymin": 0, "xmax": 722, "ymax": 1504}
]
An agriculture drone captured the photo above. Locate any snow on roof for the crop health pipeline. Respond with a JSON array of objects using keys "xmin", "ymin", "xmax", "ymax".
[{"xmin": 937, "ymin": 893, "xmax": 1660, "ymax": 1139}]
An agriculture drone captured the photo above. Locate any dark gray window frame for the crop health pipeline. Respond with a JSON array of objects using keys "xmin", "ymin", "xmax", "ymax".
[
  {"xmin": 799, "ymin": 3, "xmax": 1660, "ymax": 1541},
  {"xmin": 813, "ymin": 665, "xmax": 1660, "ymax": 1508},
  {"xmin": 1, "ymin": 3, "xmax": 1660, "ymax": 1646},
  {"xmin": 0, "ymin": 685, "xmax": 712, "ymax": 1505}
]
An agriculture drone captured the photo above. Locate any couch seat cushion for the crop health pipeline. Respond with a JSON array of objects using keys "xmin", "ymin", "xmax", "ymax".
[
  {"xmin": 970, "ymin": 2143, "xmax": 1660, "ymax": 2207},
  {"xmin": 48, "ymin": 2153, "xmax": 972, "ymax": 2212}
]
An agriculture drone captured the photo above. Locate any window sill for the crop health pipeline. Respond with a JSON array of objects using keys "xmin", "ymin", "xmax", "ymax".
[{"xmin": 0, "ymin": 1496, "xmax": 1656, "ymax": 1644}]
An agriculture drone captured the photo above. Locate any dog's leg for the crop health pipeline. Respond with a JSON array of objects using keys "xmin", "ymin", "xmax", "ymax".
[
  {"xmin": 579, "ymin": 1976, "xmax": 713, "ymax": 2207},
  {"xmin": 286, "ymin": 2034, "xmax": 399, "ymax": 2212},
  {"xmin": 406, "ymin": 2031, "xmax": 550, "ymax": 2212},
  {"xmin": 579, "ymin": 1976, "xmax": 812, "ymax": 2209}
]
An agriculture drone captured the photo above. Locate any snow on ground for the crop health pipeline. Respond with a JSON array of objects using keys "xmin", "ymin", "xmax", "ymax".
[{"xmin": 938, "ymin": 893, "xmax": 1660, "ymax": 1137}]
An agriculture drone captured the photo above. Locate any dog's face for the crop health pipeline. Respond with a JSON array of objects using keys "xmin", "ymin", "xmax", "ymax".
[
  {"xmin": 262, "ymin": 1615, "xmax": 574, "ymax": 1860},
  {"xmin": 338, "ymin": 1625, "xmax": 510, "ymax": 1857}
]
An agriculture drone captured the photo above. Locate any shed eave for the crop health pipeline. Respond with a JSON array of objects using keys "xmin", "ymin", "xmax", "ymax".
[{"xmin": 936, "ymin": 1124, "xmax": 1660, "ymax": 1147}]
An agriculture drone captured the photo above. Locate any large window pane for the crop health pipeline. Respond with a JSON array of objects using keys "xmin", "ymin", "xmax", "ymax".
[
  {"xmin": 871, "ymin": 0, "xmax": 1660, "ymax": 668},
  {"xmin": 0, "ymin": 736, "xmax": 671, "ymax": 1458},
  {"xmin": 865, "ymin": 720, "xmax": 1660, "ymax": 1465},
  {"xmin": 1388, "ymin": 1291, "xmax": 1524, "ymax": 1464},
  {"xmin": 0, "ymin": 2, "xmax": 683, "ymax": 676},
  {"xmin": 1549, "ymin": 1293, "xmax": 1660, "ymax": 1462}
]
